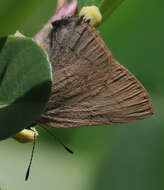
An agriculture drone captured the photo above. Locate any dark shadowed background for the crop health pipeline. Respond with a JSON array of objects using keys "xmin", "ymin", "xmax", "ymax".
[{"xmin": 0, "ymin": 0, "xmax": 163, "ymax": 189}]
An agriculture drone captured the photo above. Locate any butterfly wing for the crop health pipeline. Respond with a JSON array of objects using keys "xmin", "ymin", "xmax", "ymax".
[{"xmin": 38, "ymin": 17, "xmax": 153, "ymax": 128}]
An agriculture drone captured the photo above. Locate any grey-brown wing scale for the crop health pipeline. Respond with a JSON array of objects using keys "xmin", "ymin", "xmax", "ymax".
[{"xmin": 38, "ymin": 16, "xmax": 153, "ymax": 128}]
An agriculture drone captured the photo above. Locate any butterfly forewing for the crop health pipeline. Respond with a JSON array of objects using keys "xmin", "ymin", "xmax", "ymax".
[{"xmin": 38, "ymin": 16, "xmax": 153, "ymax": 128}]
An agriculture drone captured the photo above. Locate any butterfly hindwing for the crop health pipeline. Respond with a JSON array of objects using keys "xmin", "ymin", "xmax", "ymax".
[{"xmin": 38, "ymin": 16, "xmax": 153, "ymax": 128}]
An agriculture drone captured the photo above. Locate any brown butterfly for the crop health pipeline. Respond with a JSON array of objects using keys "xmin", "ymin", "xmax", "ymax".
[{"xmin": 37, "ymin": 16, "xmax": 153, "ymax": 128}]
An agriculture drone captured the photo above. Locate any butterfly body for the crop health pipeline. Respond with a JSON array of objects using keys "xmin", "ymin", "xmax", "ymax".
[{"xmin": 38, "ymin": 16, "xmax": 153, "ymax": 128}]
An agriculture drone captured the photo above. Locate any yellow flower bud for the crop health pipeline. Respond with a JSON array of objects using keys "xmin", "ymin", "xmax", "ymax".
[
  {"xmin": 12, "ymin": 129, "xmax": 38, "ymax": 143},
  {"xmin": 79, "ymin": 6, "xmax": 102, "ymax": 26}
]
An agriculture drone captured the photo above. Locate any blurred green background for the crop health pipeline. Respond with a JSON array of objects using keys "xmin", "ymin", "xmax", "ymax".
[{"xmin": 0, "ymin": 0, "xmax": 164, "ymax": 189}]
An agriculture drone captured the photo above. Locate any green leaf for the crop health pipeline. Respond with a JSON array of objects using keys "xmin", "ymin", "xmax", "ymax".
[
  {"xmin": 0, "ymin": 36, "xmax": 52, "ymax": 140},
  {"xmin": 0, "ymin": 0, "xmax": 57, "ymax": 37}
]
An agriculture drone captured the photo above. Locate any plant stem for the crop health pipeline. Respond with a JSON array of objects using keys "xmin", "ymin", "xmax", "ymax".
[{"xmin": 99, "ymin": 0, "xmax": 125, "ymax": 21}]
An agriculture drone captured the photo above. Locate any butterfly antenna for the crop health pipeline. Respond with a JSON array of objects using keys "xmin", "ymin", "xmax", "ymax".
[
  {"xmin": 25, "ymin": 128, "xmax": 37, "ymax": 181},
  {"xmin": 41, "ymin": 126, "xmax": 74, "ymax": 154}
]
